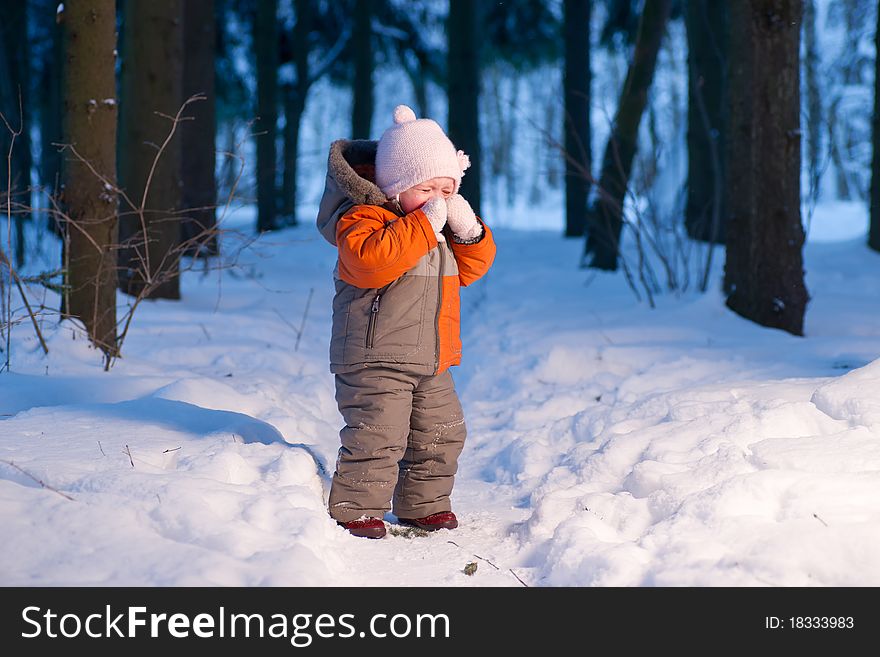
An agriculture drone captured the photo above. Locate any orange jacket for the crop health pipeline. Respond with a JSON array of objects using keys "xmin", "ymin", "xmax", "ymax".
[
  {"xmin": 317, "ymin": 139, "xmax": 496, "ymax": 375},
  {"xmin": 336, "ymin": 205, "xmax": 495, "ymax": 374}
]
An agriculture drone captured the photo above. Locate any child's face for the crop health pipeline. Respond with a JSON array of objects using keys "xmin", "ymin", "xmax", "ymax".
[{"xmin": 398, "ymin": 177, "xmax": 455, "ymax": 214}]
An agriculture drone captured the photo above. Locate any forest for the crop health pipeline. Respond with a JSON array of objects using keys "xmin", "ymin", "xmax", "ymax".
[
  {"xmin": 2, "ymin": 0, "xmax": 880, "ymax": 596},
  {"xmin": 1, "ymin": 0, "xmax": 875, "ymax": 366}
]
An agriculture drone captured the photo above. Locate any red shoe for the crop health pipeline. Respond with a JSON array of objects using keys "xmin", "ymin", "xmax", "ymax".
[
  {"xmin": 398, "ymin": 511, "xmax": 458, "ymax": 531},
  {"xmin": 338, "ymin": 517, "xmax": 386, "ymax": 539}
]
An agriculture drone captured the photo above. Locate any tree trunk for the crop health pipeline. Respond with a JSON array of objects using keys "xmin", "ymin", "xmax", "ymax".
[
  {"xmin": 351, "ymin": 0, "xmax": 374, "ymax": 139},
  {"xmin": 280, "ymin": 0, "xmax": 313, "ymax": 224},
  {"xmin": 724, "ymin": 0, "xmax": 808, "ymax": 336},
  {"xmin": 826, "ymin": 0, "xmax": 865, "ymax": 202},
  {"xmin": 180, "ymin": 0, "xmax": 218, "ymax": 256},
  {"xmin": 563, "ymin": 0, "xmax": 591, "ymax": 238},
  {"xmin": 803, "ymin": 0, "xmax": 822, "ymax": 208},
  {"xmin": 583, "ymin": 0, "xmax": 671, "ymax": 270},
  {"xmin": 281, "ymin": 87, "xmax": 305, "ymax": 225},
  {"xmin": 61, "ymin": 0, "xmax": 118, "ymax": 359},
  {"xmin": 826, "ymin": 99, "xmax": 852, "ymax": 200},
  {"xmin": 39, "ymin": 4, "xmax": 64, "ymax": 234},
  {"xmin": 402, "ymin": 51, "xmax": 429, "ymax": 119},
  {"xmin": 685, "ymin": 0, "xmax": 727, "ymax": 244},
  {"xmin": 0, "ymin": 0, "xmax": 33, "ymax": 267},
  {"xmin": 447, "ymin": 0, "xmax": 482, "ymax": 214},
  {"xmin": 871, "ymin": 0, "xmax": 880, "ymax": 251},
  {"xmin": 118, "ymin": 0, "xmax": 184, "ymax": 300},
  {"xmin": 219, "ymin": 121, "xmax": 239, "ymax": 200},
  {"xmin": 255, "ymin": 0, "xmax": 279, "ymax": 232}
]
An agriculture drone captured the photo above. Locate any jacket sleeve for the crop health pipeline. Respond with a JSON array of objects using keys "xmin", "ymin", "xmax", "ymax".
[
  {"xmin": 336, "ymin": 205, "xmax": 439, "ymax": 289},
  {"xmin": 449, "ymin": 219, "xmax": 496, "ymax": 287}
]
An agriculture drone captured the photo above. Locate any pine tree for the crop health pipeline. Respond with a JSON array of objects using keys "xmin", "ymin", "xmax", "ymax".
[
  {"xmin": 447, "ymin": 0, "xmax": 482, "ymax": 214},
  {"xmin": 351, "ymin": 0, "xmax": 374, "ymax": 139},
  {"xmin": 563, "ymin": 0, "xmax": 591, "ymax": 238},
  {"xmin": 181, "ymin": 0, "xmax": 218, "ymax": 255},
  {"xmin": 684, "ymin": 0, "xmax": 727, "ymax": 244},
  {"xmin": 255, "ymin": 0, "xmax": 279, "ymax": 232},
  {"xmin": 0, "ymin": 0, "xmax": 33, "ymax": 266},
  {"xmin": 724, "ymin": 0, "xmax": 808, "ymax": 335},
  {"xmin": 870, "ymin": 0, "xmax": 880, "ymax": 251},
  {"xmin": 280, "ymin": 0, "xmax": 349, "ymax": 225},
  {"xmin": 117, "ymin": 0, "xmax": 184, "ymax": 300},
  {"xmin": 32, "ymin": 0, "xmax": 64, "ymax": 231},
  {"xmin": 803, "ymin": 0, "xmax": 822, "ymax": 210},
  {"xmin": 582, "ymin": 0, "xmax": 671, "ymax": 271},
  {"xmin": 60, "ymin": 0, "xmax": 118, "ymax": 361}
]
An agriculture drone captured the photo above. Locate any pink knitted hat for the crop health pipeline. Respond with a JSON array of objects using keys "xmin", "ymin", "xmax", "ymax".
[{"xmin": 375, "ymin": 105, "xmax": 470, "ymax": 198}]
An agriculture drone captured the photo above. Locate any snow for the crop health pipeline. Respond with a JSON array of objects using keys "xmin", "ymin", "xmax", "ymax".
[{"xmin": 2, "ymin": 199, "xmax": 880, "ymax": 587}]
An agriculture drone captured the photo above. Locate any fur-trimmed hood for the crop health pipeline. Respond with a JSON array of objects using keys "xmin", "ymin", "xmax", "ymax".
[{"xmin": 316, "ymin": 139, "xmax": 402, "ymax": 245}]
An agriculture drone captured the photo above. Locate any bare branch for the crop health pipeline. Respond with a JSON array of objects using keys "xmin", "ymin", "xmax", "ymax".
[
  {"xmin": 0, "ymin": 459, "xmax": 75, "ymax": 501},
  {"xmin": 0, "ymin": 246, "xmax": 50, "ymax": 356}
]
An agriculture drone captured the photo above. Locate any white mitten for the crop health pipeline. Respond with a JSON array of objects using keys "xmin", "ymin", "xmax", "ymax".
[
  {"xmin": 445, "ymin": 194, "xmax": 482, "ymax": 241},
  {"xmin": 420, "ymin": 197, "xmax": 447, "ymax": 240}
]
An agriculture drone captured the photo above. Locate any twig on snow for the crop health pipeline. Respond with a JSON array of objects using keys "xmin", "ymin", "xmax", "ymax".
[
  {"xmin": 447, "ymin": 540, "xmax": 500, "ymax": 570},
  {"xmin": 0, "ymin": 459, "xmax": 75, "ymax": 501},
  {"xmin": 272, "ymin": 287, "xmax": 315, "ymax": 352},
  {"xmin": 295, "ymin": 288, "xmax": 314, "ymax": 352},
  {"xmin": 509, "ymin": 569, "xmax": 529, "ymax": 587}
]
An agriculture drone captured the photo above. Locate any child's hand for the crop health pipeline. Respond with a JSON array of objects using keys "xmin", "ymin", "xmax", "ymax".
[
  {"xmin": 446, "ymin": 194, "xmax": 482, "ymax": 241},
  {"xmin": 421, "ymin": 197, "xmax": 448, "ymax": 239}
]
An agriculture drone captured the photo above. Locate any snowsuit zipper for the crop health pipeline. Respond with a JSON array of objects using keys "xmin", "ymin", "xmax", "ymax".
[
  {"xmin": 366, "ymin": 293, "xmax": 381, "ymax": 348},
  {"xmin": 433, "ymin": 245, "xmax": 444, "ymax": 372}
]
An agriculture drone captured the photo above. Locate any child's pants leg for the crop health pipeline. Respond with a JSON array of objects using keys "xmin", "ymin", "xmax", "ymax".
[
  {"xmin": 328, "ymin": 367, "xmax": 416, "ymax": 522},
  {"xmin": 393, "ymin": 370, "xmax": 467, "ymax": 519}
]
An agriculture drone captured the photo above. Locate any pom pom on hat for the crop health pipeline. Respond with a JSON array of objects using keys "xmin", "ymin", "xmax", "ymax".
[
  {"xmin": 393, "ymin": 104, "xmax": 417, "ymax": 124},
  {"xmin": 375, "ymin": 104, "xmax": 469, "ymax": 198}
]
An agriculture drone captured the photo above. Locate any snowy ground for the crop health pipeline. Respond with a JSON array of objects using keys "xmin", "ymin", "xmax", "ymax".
[{"xmin": 2, "ymin": 201, "xmax": 880, "ymax": 587}]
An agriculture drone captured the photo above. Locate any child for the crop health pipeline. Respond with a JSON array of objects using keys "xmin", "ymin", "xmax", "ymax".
[{"xmin": 316, "ymin": 105, "xmax": 496, "ymax": 538}]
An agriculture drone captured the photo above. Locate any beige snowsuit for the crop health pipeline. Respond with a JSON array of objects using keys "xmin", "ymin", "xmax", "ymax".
[{"xmin": 316, "ymin": 139, "xmax": 496, "ymax": 521}]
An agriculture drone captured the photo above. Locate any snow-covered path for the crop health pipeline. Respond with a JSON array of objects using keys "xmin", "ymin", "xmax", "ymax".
[
  {"xmin": 3, "ymin": 214, "xmax": 880, "ymax": 586},
  {"xmin": 1, "ymin": 223, "xmax": 529, "ymax": 586}
]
